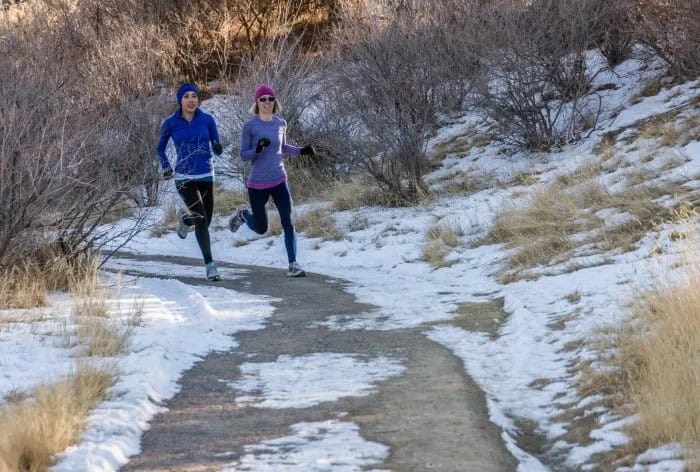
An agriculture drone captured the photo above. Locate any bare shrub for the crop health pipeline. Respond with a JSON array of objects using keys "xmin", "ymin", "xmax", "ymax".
[
  {"xmin": 474, "ymin": 0, "xmax": 608, "ymax": 151},
  {"xmin": 594, "ymin": 0, "xmax": 635, "ymax": 67},
  {"xmin": 321, "ymin": 0, "xmax": 471, "ymax": 203},
  {"xmin": 151, "ymin": 0, "xmax": 331, "ymax": 80},
  {"xmin": 632, "ymin": 0, "xmax": 700, "ymax": 80},
  {"xmin": 0, "ymin": 3, "xmax": 160, "ymax": 266}
]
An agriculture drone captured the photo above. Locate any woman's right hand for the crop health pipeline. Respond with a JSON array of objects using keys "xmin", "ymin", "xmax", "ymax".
[
  {"xmin": 161, "ymin": 168, "xmax": 173, "ymax": 180},
  {"xmin": 255, "ymin": 137, "xmax": 271, "ymax": 154}
]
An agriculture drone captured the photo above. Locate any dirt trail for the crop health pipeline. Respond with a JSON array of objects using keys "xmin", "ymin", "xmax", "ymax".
[{"xmin": 117, "ymin": 254, "xmax": 517, "ymax": 471}]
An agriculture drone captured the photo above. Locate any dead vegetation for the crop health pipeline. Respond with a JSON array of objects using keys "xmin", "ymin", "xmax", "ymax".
[
  {"xmin": 0, "ymin": 364, "xmax": 116, "ymax": 472},
  {"xmin": 485, "ymin": 153, "xmax": 698, "ymax": 281},
  {"xmin": 422, "ymin": 221, "xmax": 463, "ymax": 268},
  {"xmin": 580, "ymin": 263, "xmax": 700, "ymax": 470},
  {"xmin": 295, "ymin": 207, "xmax": 344, "ymax": 241}
]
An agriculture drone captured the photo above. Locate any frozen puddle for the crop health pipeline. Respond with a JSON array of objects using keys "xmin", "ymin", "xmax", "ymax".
[
  {"xmin": 223, "ymin": 420, "xmax": 388, "ymax": 472},
  {"xmin": 227, "ymin": 353, "xmax": 405, "ymax": 409}
]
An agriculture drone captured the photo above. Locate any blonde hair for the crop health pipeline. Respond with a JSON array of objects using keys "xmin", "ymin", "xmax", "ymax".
[{"xmin": 249, "ymin": 99, "xmax": 282, "ymax": 115}]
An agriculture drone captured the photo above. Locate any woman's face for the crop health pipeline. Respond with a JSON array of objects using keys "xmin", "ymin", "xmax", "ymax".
[
  {"xmin": 181, "ymin": 91, "xmax": 199, "ymax": 113},
  {"xmin": 257, "ymin": 95, "xmax": 275, "ymax": 114}
]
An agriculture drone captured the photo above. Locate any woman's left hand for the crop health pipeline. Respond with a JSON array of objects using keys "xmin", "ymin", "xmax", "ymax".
[{"xmin": 300, "ymin": 145, "xmax": 316, "ymax": 156}]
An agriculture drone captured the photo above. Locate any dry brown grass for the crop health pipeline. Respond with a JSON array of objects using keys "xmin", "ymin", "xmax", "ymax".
[
  {"xmin": 75, "ymin": 317, "xmax": 130, "ymax": 357},
  {"xmin": 639, "ymin": 116, "xmax": 682, "ymax": 147},
  {"xmin": 486, "ymin": 155, "xmax": 696, "ymax": 280},
  {"xmin": 486, "ymin": 184, "xmax": 599, "ymax": 270},
  {"xmin": 331, "ymin": 176, "xmax": 387, "ymax": 211},
  {"xmin": 150, "ymin": 206, "xmax": 179, "ymax": 238},
  {"xmin": 422, "ymin": 222, "xmax": 463, "ymax": 268},
  {"xmin": 426, "ymin": 222, "xmax": 463, "ymax": 247},
  {"xmin": 0, "ymin": 363, "xmax": 116, "ymax": 472},
  {"xmin": 678, "ymin": 114, "xmax": 700, "ymax": 147},
  {"xmin": 213, "ymin": 185, "xmax": 247, "ymax": 216},
  {"xmin": 637, "ymin": 77, "xmax": 665, "ymax": 101},
  {"xmin": 70, "ymin": 258, "xmax": 108, "ymax": 318},
  {"xmin": 556, "ymin": 160, "xmax": 605, "ymax": 187},
  {"xmin": 422, "ymin": 240, "xmax": 456, "ymax": 268},
  {"xmin": 99, "ymin": 202, "xmax": 135, "ymax": 225},
  {"xmin": 286, "ymin": 162, "xmax": 338, "ymax": 203},
  {"xmin": 434, "ymin": 169, "xmax": 492, "ymax": 196},
  {"xmin": 594, "ymin": 133, "xmax": 617, "ymax": 156},
  {"xmin": 0, "ymin": 262, "xmax": 49, "ymax": 310},
  {"xmin": 295, "ymin": 207, "xmax": 343, "ymax": 241},
  {"xmin": 581, "ymin": 264, "xmax": 700, "ymax": 468},
  {"xmin": 588, "ymin": 184, "xmax": 690, "ymax": 253},
  {"xmin": 510, "ymin": 171, "xmax": 540, "ymax": 187},
  {"xmin": 571, "ymin": 180, "xmax": 611, "ymax": 209},
  {"xmin": 265, "ymin": 214, "xmax": 283, "ymax": 237},
  {"xmin": 68, "ymin": 272, "xmax": 136, "ymax": 356},
  {"xmin": 471, "ymin": 133, "xmax": 494, "ymax": 148},
  {"xmin": 430, "ymin": 134, "xmax": 474, "ymax": 161},
  {"xmin": 0, "ymin": 252, "xmax": 101, "ymax": 310}
]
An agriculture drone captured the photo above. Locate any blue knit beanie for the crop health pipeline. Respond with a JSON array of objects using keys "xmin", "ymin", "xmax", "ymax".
[{"xmin": 176, "ymin": 84, "xmax": 200, "ymax": 106}]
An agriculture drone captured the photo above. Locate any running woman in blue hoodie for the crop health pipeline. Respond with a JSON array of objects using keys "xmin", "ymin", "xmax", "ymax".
[
  {"xmin": 157, "ymin": 83, "xmax": 224, "ymax": 281},
  {"xmin": 228, "ymin": 84, "xmax": 315, "ymax": 277}
]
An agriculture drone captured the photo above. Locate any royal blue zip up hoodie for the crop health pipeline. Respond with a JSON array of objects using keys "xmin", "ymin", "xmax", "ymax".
[{"xmin": 157, "ymin": 108, "xmax": 220, "ymax": 180}]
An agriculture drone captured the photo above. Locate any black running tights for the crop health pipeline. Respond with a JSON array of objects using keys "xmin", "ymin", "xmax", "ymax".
[{"xmin": 177, "ymin": 180, "xmax": 214, "ymax": 264}]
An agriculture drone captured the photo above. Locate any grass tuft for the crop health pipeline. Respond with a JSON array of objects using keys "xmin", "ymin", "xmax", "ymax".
[
  {"xmin": 0, "ymin": 252, "xmax": 102, "ymax": 310},
  {"xmin": 0, "ymin": 363, "xmax": 116, "ymax": 472},
  {"xmin": 422, "ymin": 222, "xmax": 463, "ymax": 268},
  {"xmin": 213, "ymin": 185, "xmax": 247, "ymax": 216},
  {"xmin": 331, "ymin": 177, "xmax": 387, "ymax": 211},
  {"xmin": 295, "ymin": 207, "xmax": 344, "ymax": 241},
  {"xmin": 151, "ymin": 206, "xmax": 179, "ymax": 238},
  {"xmin": 582, "ymin": 264, "xmax": 700, "ymax": 467},
  {"xmin": 76, "ymin": 317, "xmax": 131, "ymax": 357},
  {"xmin": 486, "ymin": 184, "xmax": 597, "ymax": 270}
]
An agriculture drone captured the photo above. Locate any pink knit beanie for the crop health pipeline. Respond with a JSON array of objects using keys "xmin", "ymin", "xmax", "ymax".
[{"xmin": 254, "ymin": 84, "xmax": 276, "ymax": 100}]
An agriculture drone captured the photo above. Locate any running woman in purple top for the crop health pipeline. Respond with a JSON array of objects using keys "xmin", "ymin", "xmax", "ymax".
[{"xmin": 228, "ymin": 84, "xmax": 315, "ymax": 277}]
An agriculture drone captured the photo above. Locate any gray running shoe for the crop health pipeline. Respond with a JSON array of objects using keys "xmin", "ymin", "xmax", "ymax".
[
  {"xmin": 177, "ymin": 209, "xmax": 190, "ymax": 239},
  {"xmin": 205, "ymin": 262, "xmax": 221, "ymax": 281},
  {"xmin": 229, "ymin": 205, "xmax": 248, "ymax": 233},
  {"xmin": 287, "ymin": 262, "xmax": 306, "ymax": 277}
]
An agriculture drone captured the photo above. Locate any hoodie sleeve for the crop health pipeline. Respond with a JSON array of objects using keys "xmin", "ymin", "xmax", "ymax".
[
  {"xmin": 207, "ymin": 114, "xmax": 221, "ymax": 146},
  {"xmin": 156, "ymin": 119, "xmax": 173, "ymax": 170}
]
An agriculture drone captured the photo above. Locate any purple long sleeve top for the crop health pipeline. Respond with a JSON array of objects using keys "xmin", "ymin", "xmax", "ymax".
[{"xmin": 240, "ymin": 115, "xmax": 301, "ymax": 189}]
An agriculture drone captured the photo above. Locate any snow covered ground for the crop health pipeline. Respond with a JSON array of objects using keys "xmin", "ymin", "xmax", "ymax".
[{"xmin": 1, "ymin": 54, "xmax": 699, "ymax": 471}]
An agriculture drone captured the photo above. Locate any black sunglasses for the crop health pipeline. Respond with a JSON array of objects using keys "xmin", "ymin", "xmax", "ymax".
[{"xmin": 258, "ymin": 96, "xmax": 275, "ymax": 103}]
